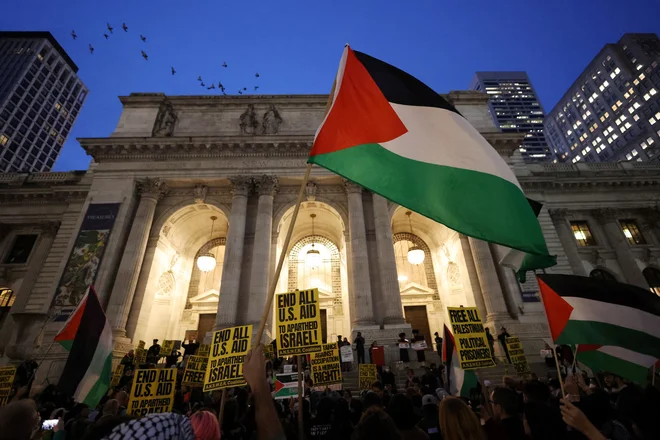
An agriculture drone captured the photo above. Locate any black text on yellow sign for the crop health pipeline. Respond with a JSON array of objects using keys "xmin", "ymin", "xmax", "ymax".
[
  {"xmin": 0, "ymin": 367, "xmax": 16, "ymax": 407},
  {"xmin": 111, "ymin": 364, "xmax": 124, "ymax": 387},
  {"xmin": 127, "ymin": 368, "xmax": 176, "ymax": 417},
  {"xmin": 447, "ymin": 307, "xmax": 495, "ymax": 370},
  {"xmin": 505, "ymin": 336, "xmax": 532, "ymax": 379},
  {"xmin": 198, "ymin": 344, "xmax": 211, "ymax": 357},
  {"xmin": 134, "ymin": 348, "xmax": 147, "ymax": 365},
  {"xmin": 358, "ymin": 364, "xmax": 378, "ymax": 390},
  {"xmin": 275, "ymin": 289, "xmax": 322, "ymax": 356},
  {"xmin": 311, "ymin": 343, "xmax": 342, "ymax": 387},
  {"xmin": 203, "ymin": 325, "xmax": 252, "ymax": 392},
  {"xmin": 182, "ymin": 355, "xmax": 209, "ymax": 387}
]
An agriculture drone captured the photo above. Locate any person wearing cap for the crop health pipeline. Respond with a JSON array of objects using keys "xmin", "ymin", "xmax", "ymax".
[
  {"xmin": 147, "ymin": 338, "xmax": 161, "ymax": 363},
  {"xmin": 417, "ymin": 394, "xmax": 441, "ymax": 440}
]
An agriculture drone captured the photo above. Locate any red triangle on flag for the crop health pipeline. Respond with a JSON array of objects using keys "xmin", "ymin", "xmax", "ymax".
[{"xmin": 274, "ymin": 380, "xmax": 285, "ymax": 393}]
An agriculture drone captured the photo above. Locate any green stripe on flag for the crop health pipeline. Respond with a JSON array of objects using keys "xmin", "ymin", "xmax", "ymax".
[{"xmin": 82, "ymin": 354, "xmax": 113, "ymax": 408}]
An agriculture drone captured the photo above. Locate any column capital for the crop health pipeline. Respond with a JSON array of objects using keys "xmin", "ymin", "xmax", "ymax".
[
  {"xmin": 193, "ymin": 185, "xmax": 208, "ymax": 204},
  {"xmin": 305, "ymin": 181, "xmax": 317, "ymax": 201},
  {"xmin": 254, "ymin": 175, "xmax": 279, "ymax": 196},
  {"xmin": 136, "ymin": 178, "xmax": 169, "ymax": 201},
  {"xmin": 41, "ymin": 221, "xmax": 61, "ymax": 237},
  {"xmin": 548, "ymin": 208, "xmax": 568, "ymax": 220},
  {"xmin": 229, "ymin": 176, "xmax": 252, "ymax": 197},
  {"xmin": 592, "ymin": 208, "xmax": 622, "ymax": 222},
  {"xmin": 343, "ymin": 179, "xmax": 363, "ymax": 195}
]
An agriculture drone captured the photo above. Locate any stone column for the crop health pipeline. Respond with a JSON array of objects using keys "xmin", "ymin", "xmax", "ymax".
[
  {"xmin": 372, "ymin": 194, "xmax": 405, "ymax": 325},
  {"xmin": 246, "ymin": 176, "xmax": 278, "ymax": 332},
  {"xmin": 594, "ymin": 208, "xmax": 649, "ymax": 289},
  {"xmin": 344, "ymin": 181, "xmax": 375, "ymax": 326},
  {"xmin": 106, "ymin": 178, "xmax": 169, "ymax": 338},
  {"xmin": 459, "ymin": 234, "xmax": 488, "ymax": 320},
  {"xmin": 489, "ymin": 244, "xmax": 523, "ymax": 319},
  {"xmin": 125, "ymin": 236, "xmax": 160, "ymax": 341},
  {"xmin": 548, "ymin": 209, "xmax": 587, "ymax": 277},
  {"xmin": 214, "ymin": 177, "xmax": 251, "ymax": 329},
  {"xmin": 468, "ymin": 237, "xmax": 509, "ymax": 322}
]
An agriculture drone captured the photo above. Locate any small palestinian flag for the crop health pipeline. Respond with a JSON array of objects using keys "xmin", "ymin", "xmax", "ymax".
[
  {"xmin": 308, "ymin": 46, "xmax": 551, "ymax": 257},
  {"xmin": 55, "ymin": 286, "xmax": 113, "ymax": 407},
  {"xmin": 442, "ymin": 325, "xmax": 477, "ymax": 398},
  {"xmin": 576, "ymin": 344, "xmax": 656, "ymax": 384},
  {"xmin": 537, "ymin": 274, "xmax": 660, "ymax": 359}
]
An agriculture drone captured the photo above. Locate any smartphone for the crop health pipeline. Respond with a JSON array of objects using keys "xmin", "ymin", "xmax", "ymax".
[{"xmin": 42, "ymin": 419, "xmax": 58, "ymax": 430}]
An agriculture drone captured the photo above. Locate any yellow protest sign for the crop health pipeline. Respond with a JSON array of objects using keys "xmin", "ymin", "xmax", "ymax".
[
  {"xmin": 185, "ymin": 330, "xmax": 199, "ymax": 341},
  {"xmin": 182, "ymin": 355, "xmax": 208, "ymax": 387},
  {"xmin": 203, "ymin": 325, "xmax": 252, "ymax": 391},
  {"xmin": 506, "ymin": 336, "xmax": 532, "ymax": 379},
  {"xmin": 0, "ymin": 367, "xmax": 16, "ymax": 406},
  {"xmin": 275, "ymin": 288, "xmax": 322, "ymax": 356},
  {"xmin": 161, "ymin": 340, "xmax": 174, "ymax": 354},
  {"xmin": 127, "ymin": 368, "xmax": 176, "ymax": 416},
  {"xmin": 358, "ymin": 364, "xmax": 377, "ymax": 390},
  {"xmin": 134, "ymin": 348, "xmax": 147, "ymax": 365},
  {"xmin": 447, "ymin": 307, "xmax": 495, "ymax": 370},
  {"xmin": 264, "ymin": 344, "xmax": 274, "ymax": 360},
  {"xmin": 111, "ymin": 364, "xmax": 124, "ymax": 387},
  {"xmin": 198, "ymin": 344, "xmax": 210, "ymax": 357},
  {"xmin": 138, "ymin": 340, "xmax": 145, "ymax": 350},
  {"xmin": 311, "ymin": 343, "xmax": 342, "ymax": 387}
]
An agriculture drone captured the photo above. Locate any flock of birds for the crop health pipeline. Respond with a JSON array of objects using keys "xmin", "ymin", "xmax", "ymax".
[{"xmin": 70, "ymin": 23, "xmax": 262, "ymax": 95}]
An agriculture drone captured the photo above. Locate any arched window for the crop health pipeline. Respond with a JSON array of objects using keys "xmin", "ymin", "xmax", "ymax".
[
  {"xmin": 643, "ymin": 267, "xmax": 660, "ymax": 296},
  {"xmin": 288, "ymin": 235, "xmax": 341, "ymax": 297},
  {"xmin": 392, "ymin": 233, "xmax": 439, "ymax": 300},
  {"xmin": 589, "ymin": 268, "xmax": 617, "ymax": 281}
]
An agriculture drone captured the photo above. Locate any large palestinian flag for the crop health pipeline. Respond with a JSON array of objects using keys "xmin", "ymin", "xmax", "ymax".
[
  {"xmin": 576, "ymin": 345, "xmax": 656, "ymax": 384},
  {"xmin": 308, "ymin": 46, "xmax": 551, "ymax": 257},
  {"xmin": 537, "ymin": 274, "xmax": 660, "ymax": 359},
  {"xmin": 442, "ymin": 325, "xmax": 477, "ymax": 398},
  {"xmin": 55, "ymin": 286, "xmax": 113, "ymax": 407}
]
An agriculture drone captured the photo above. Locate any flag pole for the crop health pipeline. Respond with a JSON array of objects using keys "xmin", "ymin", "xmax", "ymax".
[
  {"xmin": 218, "ymin": 389, "xmax": 227, "ymax": 428},
  {"xmin": 297, "ymin": 355, "xmax": 304, "ymax": 440},
  {"xmin": 534, "ymin": 272, "xmax": 566, "ymax": 396},
  {"xmin": 252, "ymin": 80, "xmax": 336, "ymax": 348}
]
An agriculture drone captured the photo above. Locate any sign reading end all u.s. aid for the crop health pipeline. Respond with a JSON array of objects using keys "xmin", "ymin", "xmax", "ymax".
[
  {"xmin": 202, "ymin": 325, "xmax": 252, "ymax": 392},
  {"xmin": 275, "ymin": 288, "xmax": 322, "ymax": 356}
]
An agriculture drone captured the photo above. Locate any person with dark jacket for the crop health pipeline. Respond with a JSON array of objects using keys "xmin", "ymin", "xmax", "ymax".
[
  {"xmin": 497, "ymin": 327, "xmax": 511, "ymax": 363},
  {"xmin": 147, "ymin": 339, "xmax": 161, "ymax": 363},
  {"xmin": 484, "ymin": 387, "xmax": 526, "ymax": 440},
  {"xmin": 182, "ymin": 339, "xmax": 199, "ymax": 356},
  {"xmin": 354, "ymin": 332, "xmax": 366, "ymax": 364}
]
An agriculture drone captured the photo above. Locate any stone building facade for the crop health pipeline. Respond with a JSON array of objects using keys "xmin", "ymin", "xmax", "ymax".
[{"xmin": 1, "ymin": 91, "xmax": 660, "ymax": 382}]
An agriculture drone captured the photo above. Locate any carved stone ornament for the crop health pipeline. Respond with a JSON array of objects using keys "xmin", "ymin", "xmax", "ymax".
[
  {"xmin": 305, "ymin": 181, "xmax": 317, "ymax": 201},
  {"xmin": 41, "ymin": 221, "xmax": 61, "ymax": 237},
  {"xmin": 548, "ymin": 208, "xmax": 568, "ymax": 220},
  {"xmin": 239, "ymin": 104, "xmax": 259, "ymax": 135},
  {"xmin": 136, "ymin": 177, "xmax": 170, "ymax": 200},
  {"xmin": 343, "ymin": 179, "xmax": 362, "ymax": 194},
  {"xmin": 152, "ymin": 98, "xmax": 177, "ymax": 137},
  {"xmin": 262, "ymin": 105, "xmax": 283, "ymax": 135},
  {"xmin": 229, "ymin": 176, "xmax": 253, "ymax": 196},
  {"xmin": 193, "ymin": 185, "xmax": 208, "ymax": 204},
  {"xmin": 592, "ymin": 207, "xmax": 622, "ymax": 222},
  {"xmin": 254, "ymin": 175, "xmax": 279, "ymax": 196}
]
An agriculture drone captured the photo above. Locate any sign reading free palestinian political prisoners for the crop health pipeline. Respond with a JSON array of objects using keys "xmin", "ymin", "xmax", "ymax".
[
  {"xmin": 134, "ymin": 348, "xmax": 147, "ymax": 365},
  {"xmin": 506, "ymin": 336, "xmax": 532, "ymax": 379},
  {"xmin": 182, "ymin": 355, "xmax": 209, "ymax": 387},
  {"xmin": 311, "ymin": 343, "xmax": 343, "ymax": 387},
  {"xmin": 275, "ymin": 289, "xmax": 322, "ymax": 356},
  {"xmin": 127, "ymin": 368, "xmax": 176, "ymax": 416},
  {"xmin": 203, "ymin": 325, "xmax": 252, "ymax": 391},
  {"xmin": 447, "ymin": 307, "xmax": 495, "ymax": 369},
  {"xmin": 358, "ymin": 364, "xmax": 378, "ymax": 390},
  {"xmin": 0, "ymin": 367, "xmax": 16, "ymax": 406}
]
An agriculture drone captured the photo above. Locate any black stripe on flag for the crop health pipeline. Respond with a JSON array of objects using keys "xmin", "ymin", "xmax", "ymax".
[
  {"xmin": 58, "ymin": 287, "xmax": 106, "ymax": 397},
  {"xmin": 354, "ymin": 50, "xmax": 461, "ymax": 115},
  {"xmin": 537, "ymin": 274, "xmax": 660, "ymax": 317},
  {"xmin": 442, "ymin": 325, "xmax": 454, "ymax": 392}
]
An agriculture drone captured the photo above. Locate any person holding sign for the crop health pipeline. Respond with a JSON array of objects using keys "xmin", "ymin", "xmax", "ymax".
[
  {"xmin": 127, "ymin": 368, "xmax": 176, "ymax": 416},
  {"xmin": 353, "ymin": 332, "xmax": 365, "ymax": 364},
  {"xmin": 498, "ymin": 327, "xmax": 512, "ymax": 363},
  {"xmin": 447, "ymin": 307, "xmax": 495, "ymax": 370},
  {"xmin": 412, "ymin": 329, "xmax": 426, "ymax": 363},
  {"xmin": 147, "ymin": 339, "xmax": 161, "ymax": 363},
  {"xmin": 275, "ymin": 289, "xmax": 322, "ymax": 356},
  {"xmin": 203, "ymin": 325, "xmax": 252, "ymax": 391},
  {"xmin": 397, "ymin": 332, "xmax": 410, "ymax": 363}
]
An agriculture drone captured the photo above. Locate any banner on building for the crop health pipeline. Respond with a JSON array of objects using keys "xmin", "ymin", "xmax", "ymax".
[
  {"xmin": 203, "ymin": 325, "xmax": 252, "ymax": 391},
  {"xmin": 447, "ymin": 307, "xmax": 495, "ymax": 370},
  {"xmin": 198, "ymin": 344, "xmax": 210, "ymax": 357},
  {"xmin": 273, "ymin": 373, "xmax": 299, "ymax": 400},
  {"xmin": 311, "ymin": 343, "xmax": 342, "ymax": 387},
  {"xmin": 275, "ymin": 288, "xmax": 322, "ymax": 356},
  {"xmin": 134, "ymin": 348, "xmax": 147, "ymax": 365},
  {"xmin": 50, "ymin": 203, "xmax": 121, "ymax": 321},
  {"xmin": 358, "ymin": 364, "xmax": 378, "ymax": 390},
  {"xmin": 182, "ymin": 355, "xmax": 208, "ymax": 387},
  {"xmin": 127, "ymin": 368, "xmax": 176, "ymax": 416},
  {"xmin": 506, "ymin": 336, "xmax": 532, "ymax": 379},
  {"xmin": 161, "ymin": 340, "xmax": 174, "ymax": 355},
  {"xmin": 340, "ymin": 345, "xmax": 353, "ymax": 363},
  {"xmin": 0, "ymin": 367, "xmax": 16, "ymax": 406},
  {"xmin": 185, "ymin": 330, "xmax": 199, "ymax": 341},
  {"xmin": 111, "ymin": 364, "xmax": 124, "ymax": 387},
  {"xmin": 264, "ymin": 344, "xmax": 274, "ymax": 360}
]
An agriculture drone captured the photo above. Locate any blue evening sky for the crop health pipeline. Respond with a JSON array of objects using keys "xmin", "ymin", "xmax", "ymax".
[{"xmin": 2, "ymin": 0, "xmax": 659, "ymax": 171}]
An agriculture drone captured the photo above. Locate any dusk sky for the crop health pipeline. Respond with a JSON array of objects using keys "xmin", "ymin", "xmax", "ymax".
[{"xmin": 2, "ymin": 0, "xmax": 659, "ymax": 171}]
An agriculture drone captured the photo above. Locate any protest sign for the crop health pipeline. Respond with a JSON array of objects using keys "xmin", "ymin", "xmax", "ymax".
[
  {"xmin": 161, "ymin": 340, "xmax": 174, "ymax": 355},
  {"xmin": 0, "ymin": 367, "xmax": 16, "ymax": 406},
  {"xmin": 273, "ymin": 373, "xmax": 299, "ymax": 399},
  {"xmin": 311, "ymin": 343, "xmax": 342, "ymax": 387},
  {"xmin": 264, "ymin": 344, "xmax": 274, "ymax": 360},
  {"xmin": 283, "ymin": 364, "xmax": 293, "ymax": 374},
  {"xmin": 198, "ymin": 344, "xmax": 210, "ymax": 357},
  {"xmin": 340, "ymin": 345, "xmax": 353, "ymax": 363},
  {"xmin": 412, "ymin": 341, "xmax": 428, "ymax": 351},
  {"xmin": 173, "ymin": 340, "xmax": 182, "ymax": 350},
  {"xmin": 185, "ymin": 330, "xmax": 199, "ymax": 341},
  {"xmin": 203, "ymin": 325, "xmax": 252, "ymax": 392},
  {"xmin": 138, "ymin": 340, "xmax": 145, "ymax": 350},
  {"xmin": 275, "ymin": 288, "xmax": 322, "ymax": 356},
  {"xmin": 447, "ymin": 307, "xmax": 495, "ymax": 370},
  {"xmin": 134, "ymin": 348, "xmax": 147, "ymax": 365},
  {"xmin": 182, "ymin": 355, "xmax": 208, "ymax": 387},
  {"xmin": 127, "ymin": 368, "xmax": 176, "ymax": 416},
  {"xmin": 506, "ymin": 336, "xmax": 532, "ymax": 379},
  {"xmin": 358, "ymin": 364, "xmax": 378, "ymax": 390},
  {"xmin": 111, "ymin": 364, "xmax": 124, "ymax": 387}
]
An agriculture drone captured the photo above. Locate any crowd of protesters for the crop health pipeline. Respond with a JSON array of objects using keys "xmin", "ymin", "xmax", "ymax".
[{"xmin": 1, "ymin": 342, "xmax": 659, "ymax": 440}]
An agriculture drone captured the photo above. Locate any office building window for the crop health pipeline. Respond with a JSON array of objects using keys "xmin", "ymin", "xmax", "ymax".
[
  {"xmin": 3, "ymin": 234, "xmax": 38, "ymax": 264},
  {"xmin": 619, "ymin": 220, "xmax": 646, "ymax": 245},
  {"xmin": 571, "ymin": 221, "xmax": 596, "ymax": 246}
]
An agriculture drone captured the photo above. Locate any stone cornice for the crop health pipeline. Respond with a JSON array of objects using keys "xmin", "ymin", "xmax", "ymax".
[
  {"xmin": 520, "ymin": 162, "xmax": 660, "ymax": 190},
  {"xmin": 119, "ymin": 93, "xmax": 330, "ymax": 108},
  {"xmin": 0, "ymin": 188, "xmax": 88, "ymax": 205}
]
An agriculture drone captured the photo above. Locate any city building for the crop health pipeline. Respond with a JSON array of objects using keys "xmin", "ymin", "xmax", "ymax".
[
  {"xmin": 0, "ymin": 31, "xmax": 87, "ymax": 173},
  {"xmin": 1, "ymin": 92, "xmax": 660, "ymax": 383},
  {"xmin": 545, "ymin": 33, "xmax": 660, "ymax": 163},
  {"xmin": 469, "ymin": 71, "xmax": 552, "ymax": 162}
]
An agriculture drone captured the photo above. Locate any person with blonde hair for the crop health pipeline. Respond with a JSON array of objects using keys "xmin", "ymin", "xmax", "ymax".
[{"xmin": 439, "ymin": 397, "xmax": 485, "ymax": 440}]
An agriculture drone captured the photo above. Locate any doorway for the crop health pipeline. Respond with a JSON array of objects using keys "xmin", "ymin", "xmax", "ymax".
[
  {"xmin": 197, "ymin": 313, "xmax": 216, "ymax": 341},
  {"xmin": 404, "ymin": 306, "xmax": 432, "ymax": 349},
  {"xmin": 320, "ymin": 309, "xmax": 328, "ymax": 343}
]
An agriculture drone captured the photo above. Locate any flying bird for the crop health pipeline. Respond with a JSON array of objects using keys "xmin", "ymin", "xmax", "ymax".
[
  {"xmin": 200, "ymin": 82, "xmax": 205, "ymax": 87},
  {"xmin": 107, "ymin": 23, "xmax": 113, "ymax": 34},
  {"xmin": 243, "ymin": 87, "xmax": 247, "ymax": 91},
  {"xmin": 141, "ymin": 50, "xmax": 148, "ymax": 61},
  {"xmin": 103, "ymin": 33, "xmax": 109, "ymax": 40},
  {"xmin": 222, "ymin": 62, "xmax": 227, "ymax": 68},
  {"xmin": 71, "ymin": 30, "xmax": 77, "ymax": 40},
  {"xmin": 238, "ymin": 90, "xmax": 243, "ymax": 95},
  {"xmin": 171, "ymin": 67, "xmax": 176, "ymax": 75},
  {"xmin": 140, "ymin": 34, "xmax": 147, "ymax": 42},
  {"xmin": 122, "ymin": 23, "xmax": 128, "ymax": 32},
  {"xmin": 89, "ymin": 44, "xmax": 94, "ymax": 54},
  {"xmin": 207, "ymin": 84, "xmax": 216, "ymax": 90},
  {"xmin": 197, "ymin": 76, "xmax": 202, "ymax": 81},
  {"xmin": 255, "ymin": 72, "xmax": 260, "ymax": 78},
  {"xmin": 254, "ymin": 86, "xmax": 259, "ymax": 91}
]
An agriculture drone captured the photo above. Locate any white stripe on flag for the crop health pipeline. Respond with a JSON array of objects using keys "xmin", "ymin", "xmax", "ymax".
[
  {"xmin": 74, "ymin": 320, "xmax": 113, "ymax": 401},
  {"xmin": 566, "ymin": 297, "xmax": 660, "ymax": 339}
]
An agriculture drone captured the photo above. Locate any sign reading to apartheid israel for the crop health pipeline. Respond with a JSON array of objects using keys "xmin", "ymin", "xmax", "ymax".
[
  {"xmin": 358, "ymin": 364, "xmax": 378, "ymax": 390},
  {"xmin": 182, "ymin": 355, "xmax": 209, "ymax": 387},
  {"xmin": 203, "ymin": 325, "xmax": 252, "ymax": 391},
  {"xmin": 311, "ymin": 343, "xmax": 343, "ymax": 387},
  {"xmin": 111, "ymin": 364, "xmax": 124, "ymax": 387},
  {"xmin": 127, "ymin": 368, "xmax": 176, "ymax": 416},
  {"xmin": 0, "ymin": 367, "xmax": 16, "ymax": 406},
  {"xmin": 506, "ymin": 336, "xmax": 532, "ymax": 379},
  {"xmin": 447, "ymin": 307, "xmax": 495, "ymax": 369},
  {"xmin": 275, "ymin": 289, "xmax": 322, "ymax": 356}
]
